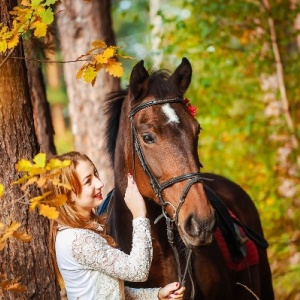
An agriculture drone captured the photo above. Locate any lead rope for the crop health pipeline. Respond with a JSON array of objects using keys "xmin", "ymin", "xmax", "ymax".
[
  {"xmin": 164, "ymin": 216, "xmax": 195, "ymax": 300},
  {"xmin": 236, "ymin": 282, "xmax": 260, "ymax": 300}
]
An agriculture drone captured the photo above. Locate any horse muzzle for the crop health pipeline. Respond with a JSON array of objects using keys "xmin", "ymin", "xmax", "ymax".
[{"xmin": 180, "ymin": 211, "xmax": 217, "ymax": 247}]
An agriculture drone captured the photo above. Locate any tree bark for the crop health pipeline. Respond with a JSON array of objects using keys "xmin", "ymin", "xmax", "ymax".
[
  {"xmin": 24, "ymin": 39, "xmax": 57, "ymax": 157},
  {"xmin": 56, "ymin": 0, "xmax": 120, "ymax": 195},
  {"xmin": 0, "ymin": 1, "xmax": 60, "ymax": 299}
]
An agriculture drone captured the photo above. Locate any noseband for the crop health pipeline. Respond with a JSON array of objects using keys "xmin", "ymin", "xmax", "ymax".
[{"xmin": 129, "ymin": 97, "xmax": 211, "ymax": 298}]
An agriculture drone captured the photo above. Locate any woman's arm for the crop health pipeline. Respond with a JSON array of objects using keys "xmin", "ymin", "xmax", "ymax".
[{"xmin": 72, "ymin": 217, "xmax": 152, "ymax": 282}]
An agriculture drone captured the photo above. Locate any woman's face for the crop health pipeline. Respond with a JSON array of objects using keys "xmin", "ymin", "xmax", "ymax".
[{"xmin": 71, "ymin": 159, "xmax": 104, "ymax": 218}]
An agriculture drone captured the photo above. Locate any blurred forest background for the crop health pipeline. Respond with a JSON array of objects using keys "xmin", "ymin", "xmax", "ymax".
[
  {"xmin": 47, "ymin": 0, "xmax": 299, "ymax": 298},
  {"xmin": 1, "ymin": 0, "xmax": 299, "ymax": 298}
]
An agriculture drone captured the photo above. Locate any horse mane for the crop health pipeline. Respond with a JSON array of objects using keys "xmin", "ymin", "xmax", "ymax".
[{"xmin": 105, "ymin": 68, "xmax": 182, "ymax": 166}]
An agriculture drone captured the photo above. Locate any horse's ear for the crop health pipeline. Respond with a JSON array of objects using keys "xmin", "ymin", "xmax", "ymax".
[
  {"xmin": 129, "ymin": 60, "xmax": 149, "ymax": 100},
  {"xmin": 170, "ymin": 57, "xmax": 192, "ymax": 94}
]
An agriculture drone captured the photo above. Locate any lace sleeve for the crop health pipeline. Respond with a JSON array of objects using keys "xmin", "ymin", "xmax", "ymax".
[
  {"xmin": 125, "ymin": 286, "xmax": 160, "ymax": 300},
  {"xmin": 72, "ymin": 217, "xmax": 152, "ymax": 282}
]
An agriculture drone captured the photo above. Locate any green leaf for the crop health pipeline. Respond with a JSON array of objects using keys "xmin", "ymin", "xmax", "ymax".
[
  {"xmin": 33, "ymin": 153, "xmax": 46, "ymax": 168},
  {"xmin": 44, "ymin": 0, "xmax": 58, "ymax": 5},
  {"xmin": 31, "ymin": 0, "xmax": 42, "ymax": 9},
  {"xmin": 39, "ymin": 8, "xmax": 54, "ymax": 25}
]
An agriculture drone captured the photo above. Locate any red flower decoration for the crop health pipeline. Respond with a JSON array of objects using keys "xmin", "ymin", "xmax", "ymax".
[{"xmin": 184, "ymin": 98, "xmax": 197, "ymax": 117}]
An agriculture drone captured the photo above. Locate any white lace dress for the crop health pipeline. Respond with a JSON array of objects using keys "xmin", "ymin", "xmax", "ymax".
[{"xmin": 56, "ymin": 217, "xmax": 159, "ymax": 300}]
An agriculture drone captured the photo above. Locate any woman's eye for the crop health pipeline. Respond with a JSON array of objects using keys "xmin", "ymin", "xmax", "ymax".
[{"xmin": 141, "ymin": 133, "xmax": 155, "ymax": 144}]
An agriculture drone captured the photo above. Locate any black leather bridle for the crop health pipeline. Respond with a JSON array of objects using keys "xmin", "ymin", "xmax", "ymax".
[{"xmin": 129, "ymin": 97, "xmax": 213, "ymax": 299}]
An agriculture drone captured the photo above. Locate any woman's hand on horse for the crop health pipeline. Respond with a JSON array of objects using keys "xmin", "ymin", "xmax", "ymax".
[
  {"xmin": 124, "ymin": 174, "xmax": 147, "ymax": 218},
  {"xmin": 158, "ymin": 282, "xmax": 185, "ymax": 299}
]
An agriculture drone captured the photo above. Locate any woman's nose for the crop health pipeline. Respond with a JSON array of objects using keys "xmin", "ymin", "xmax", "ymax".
[{"xmin": 96, "ymin": 177, "xmax": 104, "ymax": 189}]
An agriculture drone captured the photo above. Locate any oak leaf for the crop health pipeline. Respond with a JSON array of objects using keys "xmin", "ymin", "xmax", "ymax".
[
  {"xmin": 7, "ymin": 33, "xmax": 19, "ymax": 49},
  {"xmin": 38, "ymin": 204, "xmax": 59, "ymax": 219},
  {"xmin": 48, "ymin": 194, "xmax": 67, "ymax": 206},
  {"xmin": 105, "ymin": 59, "xmax": 123, "ymax": 77},
  {"xmin": 45, "ymin": 0, "xmax": 57, "ymax": 5},
  {"xmin": 15, "ymin": 159, "xmax": 33, "ymax": 172},
  {"xmin": 38, "ymin": 8, "xmax": 54, "ymax": 25},
  {"xmin": 33, "ymin": 153, "xmax": 46, "ymax": 168},
  {"xmin": 83, "ymin": 66, "xmax": 97, "ymax": 83},
  {"xmin": 46, "ymin": 158, "xmax": 71, "ymax": 170},
  {"xmin": 29, "ymin": 191, "xmax": 52, "ymax": 208},
  {"xmin": 92, "ymin": 40, "xmax": 107, "ymax": 49},
  {"xmin": 33, "ymin": 21, "xmax": 47, "ymax": 38},
  {"xmin": 0, "ymin": 222, "xmax": 21, "ymax": 250}
]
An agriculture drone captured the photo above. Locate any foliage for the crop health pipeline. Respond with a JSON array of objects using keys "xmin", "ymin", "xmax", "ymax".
[
  {"xmin": 0, "ymin": 0, "xmax": 56, "ymax": 53},
  {"xmin": 0, "ymin": 153, "xmax": 71, "ymax": 293},
  {"xmin": 0, "ymin": 1, "xmax": 133, "ymax": 84},
  {"xmin": 76, "ymin": 40, "xmax": 134, "ymax": 86},
  {"xmin": 13, "ymin": 153, "xmax": 71, "ymax": 219}
]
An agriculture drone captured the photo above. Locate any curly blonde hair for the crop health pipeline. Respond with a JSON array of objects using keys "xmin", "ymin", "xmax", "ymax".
[{"xmin": 47, "ymin": 151, "xmax": 115, "ymax": 288}]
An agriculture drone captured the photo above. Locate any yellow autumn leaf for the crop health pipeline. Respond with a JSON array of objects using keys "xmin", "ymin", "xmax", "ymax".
[
  {"xmin": 33, "ymin": 153, "xmax": 46, "ymax": 168},
  {"xmin": 13, "ymin": 231, "xmax": 32, "ymax": 243},
  {"xmin": 83, "ymin": 66, "xmax": 97, "ymax": 83},
  {"xmin": 48, "ymin": 194, "xmax": 67, "ymax": 206},
  {"xmin": 12, "ymin": 174, "xmax": 31, "ymax": 185},
  {"xmin": 16, "ymin": 159, "xmax": 33, "ymax": 172},
  {"xmin": 95, "ymin": 47, "xmax": 116, "ymax": 64},
  {"xmin": 33, "ymin": 20, "xmax": 47, "ymax": 38},
  {"xmin": 0, "ymin": 184, "xmax": 4, "ymax": 198},
  {"xmin": 28, "ymin": 166, "xmax": 46, "ymax": 176},
  {"xmin": 21, "ymin": 0, "xmax": 31, "ymax": 6},
  {"xmin": 76, "ymin": 65, "xmax": 86, "ymax": 79},
  {"xmin": 36, "ymin": 176, "xmax": 47, "ymax": 187},
  {"xmin": 0, "ymin": 221, "xmax": 21, "ymax": 243},
  {"xmin": 104, "ymin": 59, "xmax": 123, "ymax": 77},
  {"xmin": 42, "ymin": 170, "xmax": 62, "ymax": 181},
  {"xmin": 7, "ymin": 33, "xmax": 20, "ymax": 49},
  {"xmin": 0, "ymin": 40, "xmax": 7, "ymax": 53},
  {"xmin": 46, "ymin": 158, "xmax": 71, "ymax": 170},
  {"xmin": 29, "ymin": 191, "xmax": 52, "ymax": 210},
  {"xmin": 38, "ymin": 203, "xmax": 59, "ymax": 219},
  {"xmin": 92, "ymin": 40, "xmax": 107, "ymax": 49},
  {"xmin": 20, "ymin": 176, "xmax": 38, "ymax": 191}
]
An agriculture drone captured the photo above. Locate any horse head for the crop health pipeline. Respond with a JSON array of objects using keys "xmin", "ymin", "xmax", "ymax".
[{"xmin": 109, "ymin": 57, "xmax": 216, "ymax": 247}]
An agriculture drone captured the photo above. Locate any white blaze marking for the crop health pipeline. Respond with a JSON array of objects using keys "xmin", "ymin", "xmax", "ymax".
[{"xmin": 162, "ymin": 104, "xmax": 180, "ymax": 124}]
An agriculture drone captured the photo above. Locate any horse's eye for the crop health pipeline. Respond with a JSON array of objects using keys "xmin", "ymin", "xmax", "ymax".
[{"xmin": 141, "ymin": 133, "xmax": 155, "ymax": 144}]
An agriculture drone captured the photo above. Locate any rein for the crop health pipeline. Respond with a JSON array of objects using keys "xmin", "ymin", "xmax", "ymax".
[{"xmin": 129, "ymin": 97, "xmax": 211, "ymax": 299}]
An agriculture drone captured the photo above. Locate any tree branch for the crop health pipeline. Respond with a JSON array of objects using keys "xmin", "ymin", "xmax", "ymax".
[{"xmin": 260, "ymin": 0, "xmax": 299, "ymax": 149}]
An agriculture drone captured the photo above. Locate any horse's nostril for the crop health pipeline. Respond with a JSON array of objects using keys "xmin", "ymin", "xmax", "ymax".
[{"xmin": 184, "ymin": 215, "xmax": 200, "ymax": 237}]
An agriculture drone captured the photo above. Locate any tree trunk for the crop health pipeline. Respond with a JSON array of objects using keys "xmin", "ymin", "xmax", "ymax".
[
  {"xmin": 0, "ymin": 1, "xmax": 60, "ymax": 299},
  {"xmin": 56, "ymin": 0, "xmax": 120, "ymax": 195},
  {"xmin": 24, "ymin": 39, "xmax": 57, "ymax": 156}
]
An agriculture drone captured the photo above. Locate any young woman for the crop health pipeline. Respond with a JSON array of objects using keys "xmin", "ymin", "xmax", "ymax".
[{"xmin": 48, "ymin": 151, "xmax": 185, "ymax": 300}]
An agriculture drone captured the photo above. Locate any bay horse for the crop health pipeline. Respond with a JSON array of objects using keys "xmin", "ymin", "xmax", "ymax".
[{"xmin": 103, "ymin": 57, "xmax": 274, "ymax": 299}]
